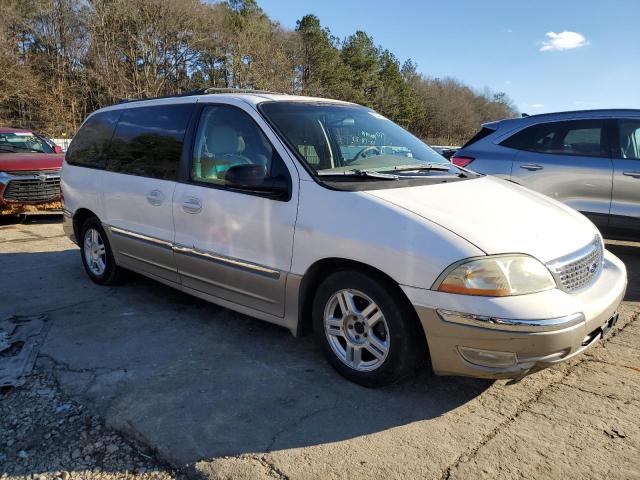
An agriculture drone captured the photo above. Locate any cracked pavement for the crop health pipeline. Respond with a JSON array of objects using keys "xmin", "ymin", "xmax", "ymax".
[{"xmin": 1, "ymin": 215, "xmax": 639, "ymax": 479}]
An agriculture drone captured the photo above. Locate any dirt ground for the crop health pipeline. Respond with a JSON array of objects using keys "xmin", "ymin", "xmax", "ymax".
[{"xmin": 1, "ymin": 214, "xmax": 639, "ymax": 480}]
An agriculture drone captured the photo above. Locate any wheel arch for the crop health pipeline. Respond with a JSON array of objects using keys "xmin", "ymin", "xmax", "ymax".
[
  {"xmin": 72, "ymin": 207, "xmax": 99, "ymax": 241},
  {"xmin": 295, "ymin": 257, "xmax": 426, "ymax": 343}
]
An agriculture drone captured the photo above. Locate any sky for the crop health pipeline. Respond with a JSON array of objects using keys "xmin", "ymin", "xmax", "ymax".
[{"xmin": 257, "ymin": 0, "xmax": 640, "ymax": 114}]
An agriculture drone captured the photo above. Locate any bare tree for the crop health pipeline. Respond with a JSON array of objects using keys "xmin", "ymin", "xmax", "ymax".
[{"xmin": 0, "ymin": 0, "xmax": 517, "ymax": 143}]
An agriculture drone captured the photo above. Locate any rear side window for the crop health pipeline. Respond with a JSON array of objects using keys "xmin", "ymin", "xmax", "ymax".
[
  {"xmin": 501, "ymin": 120, "xmax": 609, "ymax": 158},
  {"xmin": 65, "ymin": 110, "xmax": 120, "ymax": 169},
  {"xmin": 618, "ymin": 119, "xmax": 640, "ymax": 159},
  {"xmin": 461, "ymin": 126, "xmax": 496, "ymax": 148},
  {"xmin": 106, "ymin": 104, "xmax": 193, "ymax": 180}
]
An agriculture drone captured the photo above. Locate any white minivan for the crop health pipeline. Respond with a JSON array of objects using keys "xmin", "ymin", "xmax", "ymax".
[{"xmin": 62, "ymin": 90, "xmax": 627, "ymax": 387}]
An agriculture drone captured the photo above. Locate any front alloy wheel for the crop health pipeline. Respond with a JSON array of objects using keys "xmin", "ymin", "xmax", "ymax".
[
  {"xmin": 324, "ymin": 289, "xmax": 390, "ymax": 371},
  {"xmin": 313, "ymin": 270, "xmax": 427, "ymax": 387}
]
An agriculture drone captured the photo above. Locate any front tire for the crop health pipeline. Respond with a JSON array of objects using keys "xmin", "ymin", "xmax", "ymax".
[
  {"xmin": 313, "ymin": 270, "xmax": 426, "ymax": 387},
  {"xmin": 79, "ymin": 217, "xmax": 123, "ymax": 285}
]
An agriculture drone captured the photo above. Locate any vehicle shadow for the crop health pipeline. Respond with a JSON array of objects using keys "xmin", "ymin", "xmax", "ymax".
[
  {"xmin": 1, "ymin": 248, "xmax": 492, "ymax": 471},
  {"xmin": 606, "ymin": 240, "xmax": 640, "ymax": 302},
  {"xmin": 0, "ymin": 213, "xmax": 62, "ymax": 227}
]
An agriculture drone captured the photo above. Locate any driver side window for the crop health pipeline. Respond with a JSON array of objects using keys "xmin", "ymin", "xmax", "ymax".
[{"xmin": 192, "ymin": 105, "xmax": 278, "ymax": 184}]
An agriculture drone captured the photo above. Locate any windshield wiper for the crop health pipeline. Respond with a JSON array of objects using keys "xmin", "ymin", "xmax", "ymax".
[
  {"xmin": 317, "ymin": 169, "xmax": 399, "ymax": 180},
  {"xmin": 383, "ymin": 163, "xmax": 451, "ymax": 173}
]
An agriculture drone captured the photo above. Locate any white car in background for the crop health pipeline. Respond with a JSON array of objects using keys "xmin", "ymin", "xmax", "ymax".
[{"xmin": 61, "ymin": 90, "xmax": 627, "ymax": 386}]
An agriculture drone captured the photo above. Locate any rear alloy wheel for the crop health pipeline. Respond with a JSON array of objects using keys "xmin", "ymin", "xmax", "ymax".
[
  {"xmin": 313, "ymin": 270, "xmax": 426, "ymax": 387},
  {"xmin": 79, "ymin": 217, "xmax": 123, "ymax": 285},
  {"xmin": 83, "ymin": 227, "xmax": 107, "ymax": 276}
]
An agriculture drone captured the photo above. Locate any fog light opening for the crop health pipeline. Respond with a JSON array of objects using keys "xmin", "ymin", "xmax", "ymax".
[{"xmin": 458, "ymin": 347, "xmax": 517, "ymax": 368}]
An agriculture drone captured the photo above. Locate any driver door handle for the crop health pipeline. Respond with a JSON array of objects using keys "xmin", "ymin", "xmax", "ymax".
[
  {"xmin": 520, "ymin": 164, "xmax": 544, "ymax": 171},
  {"xmin": 182, "ymin": 196, "xmax": 202, "ymax": 214}
]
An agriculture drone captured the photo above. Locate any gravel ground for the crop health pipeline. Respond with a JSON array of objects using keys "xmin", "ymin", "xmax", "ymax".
[{"xmin": 0, "ymin": 365, "xmax": 176, "ymax": 480}]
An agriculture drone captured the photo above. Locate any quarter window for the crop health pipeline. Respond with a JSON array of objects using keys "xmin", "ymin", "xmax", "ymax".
[
  {"xmin": 501, "ymin": 120, "xmax": 609, "ymax": 158},
  {"xmin": 618, "ymin": 120, "xmax": 640, "ymax": 159},
  {"xmin": 106, "ymin": 104, "xmax": 193, "ymax": 180},
  {"xmin": 461, "ymin": 126, "xmax": 496, "ymax": 148},
  {"xmin": 66, "ymin": 110, "xmax": 121, "ymax": 168},
  {"xmin": 191, "ymin": 105, "xmax": 283, "ymax": 185}
]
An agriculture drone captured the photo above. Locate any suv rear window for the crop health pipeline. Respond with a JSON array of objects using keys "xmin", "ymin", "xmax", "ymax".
[
  {"xmin": 106, "ymin": 104, "xmax": 194, "ymax": 180},
  {"xmin": 66, "ymin": 110, "xmax": 121, "ymax": 169},
  {"xmin": 501, "ymin": 120, "xmax": 609, "ymax": 158},
  {"xmin": 461, "ymin": 126, "xmax": 496, "ymax": 148}
]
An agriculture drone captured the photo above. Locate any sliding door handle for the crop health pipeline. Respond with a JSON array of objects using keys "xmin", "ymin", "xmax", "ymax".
[
  {"xmin": 182, "ymin": 197, "xmax": 202, "ymax": 214},
  {"xmin": 622, "ymin": 171, "xmax": 640, "ymax": 179}
]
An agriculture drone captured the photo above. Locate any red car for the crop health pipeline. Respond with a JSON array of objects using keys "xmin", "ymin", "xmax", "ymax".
[{"xmin": 0, "ymin": 128, "xmax": 64, "ymax": 215}]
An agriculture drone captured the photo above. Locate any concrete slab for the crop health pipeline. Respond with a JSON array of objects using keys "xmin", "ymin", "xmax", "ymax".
[{"xmin": 1, "ymin": 216, "xmax": 639, "ymax": 479}]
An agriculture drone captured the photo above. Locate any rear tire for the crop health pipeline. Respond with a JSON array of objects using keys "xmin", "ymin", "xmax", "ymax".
[
  {"xmin": 78, "ymin": 217, "xmax": 123, "ymax": 285},
  {"xmin": 312, "ymin": 270, "xmax": 426, "ymax": 387}
]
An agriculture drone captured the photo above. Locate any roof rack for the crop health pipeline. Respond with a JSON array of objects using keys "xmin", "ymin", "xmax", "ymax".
[{"xmin": 117, "ymin": 87, "xmax": 285, "ymax": 104}]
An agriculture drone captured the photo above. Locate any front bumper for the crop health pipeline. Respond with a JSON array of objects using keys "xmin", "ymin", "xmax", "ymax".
[
  {"xmin": 0, "ymin": 170, "xmax": 61, "ymax": 214},
  {"xmin": 403, "ymin": 249, "xmax": 627, "ymax": 379}
]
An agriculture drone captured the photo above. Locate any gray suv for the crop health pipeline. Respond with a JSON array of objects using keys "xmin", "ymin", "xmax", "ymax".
[{"xmin": 453, "ymin": 109, "xmax": 640, "ymax": 238}]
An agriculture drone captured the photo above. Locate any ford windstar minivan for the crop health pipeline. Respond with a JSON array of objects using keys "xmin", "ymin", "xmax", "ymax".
[{"xmin": 62, "ymin": 89, "xmax": 627, "ymax": 387}]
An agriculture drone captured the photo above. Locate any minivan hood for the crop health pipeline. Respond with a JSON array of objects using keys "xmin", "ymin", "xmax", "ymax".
[
  {"xmin": 0, "ymin": 152, "xmax": 63, "ymax": 171},
  {"xmin": 366, "ymin": 176, "xmax": 597, "ymax": 263}
]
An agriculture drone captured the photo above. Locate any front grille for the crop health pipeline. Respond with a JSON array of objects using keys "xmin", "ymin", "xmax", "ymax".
[
  {"xmin": 547, "ymin": 237, "xmax": 603, "ymax": 293},
  {"xmin": 3, "ymin": 175, "xmax": 61, "ymax": 203}
]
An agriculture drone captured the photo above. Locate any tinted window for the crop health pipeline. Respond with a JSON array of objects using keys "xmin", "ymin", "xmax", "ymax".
[
  {"xmin": 66, "ymin": 110, "xmax": 120, "ymax": 168},
  {"xmin": 107, "ymin": 104, "xmax": 193, "ymax": 180},
  {"xmin": 618, "ymin": 119, "xmax": 640, "ymax": 159},
  {"xmin": 501, "ymin": 120, "xmax": 608, "ymax": 157},
  {"xmin": 192, "ymin": 105, "xmax": 284, "ymax": 185}
]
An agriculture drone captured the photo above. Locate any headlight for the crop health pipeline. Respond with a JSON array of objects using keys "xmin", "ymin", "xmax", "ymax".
[{"xmin": 434, "ymin": 255, "xmax": 556, "ymax": 297}]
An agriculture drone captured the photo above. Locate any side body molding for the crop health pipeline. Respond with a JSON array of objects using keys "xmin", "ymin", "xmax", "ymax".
[{"xmin": 103, "ymin": 224, "xmax": 304, "ymax": 334}]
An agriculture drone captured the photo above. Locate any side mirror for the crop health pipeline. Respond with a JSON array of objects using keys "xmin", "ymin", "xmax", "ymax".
[
  {"xmin": 53, "ymin": 145, "xmax": 63, "ymax": 154},
  {"xmin": 224, "ymin": 164, "xmax": 288, "ymax": 199}
]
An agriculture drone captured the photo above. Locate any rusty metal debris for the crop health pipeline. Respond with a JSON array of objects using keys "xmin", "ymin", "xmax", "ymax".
[{"xmin": 0, "ymin": 314, "xmax": 49, "ymax": 388}]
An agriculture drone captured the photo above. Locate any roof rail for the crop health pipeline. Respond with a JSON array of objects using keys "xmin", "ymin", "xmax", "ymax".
[
  {"xmin": 117, "ymin": 87, "xmax": 285, "ymax": 104},
  {"xmin": 187, "ymin": 87, "xmax": 285, "ymax": 96},
  {"xmin": 521, "ymin": 108, "xmax": 640, "ymax": 119}
]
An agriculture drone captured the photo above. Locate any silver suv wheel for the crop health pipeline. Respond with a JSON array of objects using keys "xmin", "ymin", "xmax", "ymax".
[{"xmin": 323, "ymin": 289, "xmax": 390, "ymax": 372}]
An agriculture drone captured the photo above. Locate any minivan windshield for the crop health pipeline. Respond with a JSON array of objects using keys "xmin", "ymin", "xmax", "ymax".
[{"xmin": 259, "ymin": 102, "xmax": 454, "ymax": 178}]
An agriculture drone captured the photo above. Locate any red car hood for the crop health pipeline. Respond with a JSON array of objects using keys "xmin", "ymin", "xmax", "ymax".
[{"xmin": 0, "ymin": 153, "xmax": 63, "ymax": 171}]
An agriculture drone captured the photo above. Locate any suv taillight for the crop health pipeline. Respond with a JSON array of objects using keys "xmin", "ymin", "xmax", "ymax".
[{"xmin": 451, "ymin": 155, "xmax": 474, "ymax": 168}]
